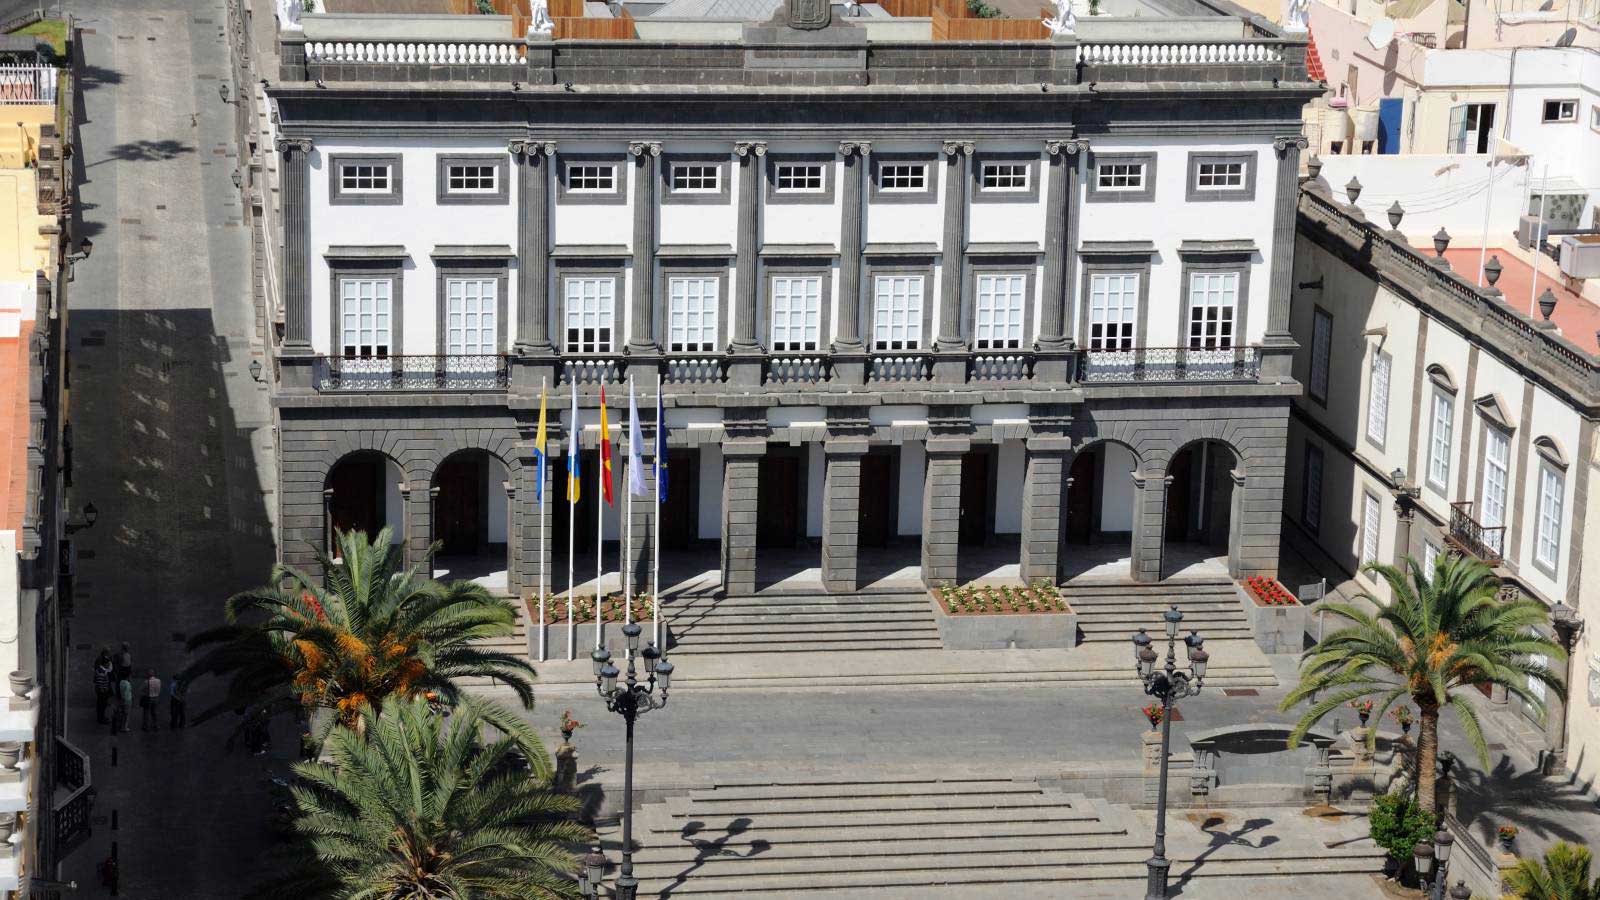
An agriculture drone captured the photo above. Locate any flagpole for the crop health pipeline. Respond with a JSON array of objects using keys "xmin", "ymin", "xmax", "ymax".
[
  {"xmin": 539, "ymin": 376, "xmax": 548, "ymax": 663},
  {"xmin": 567, "ymin": 381, "xmax": 576, "ymax": 663},
  {"xmin": 653, "ymin": 370, "xmax": 663, "ymax": 651},
  {"xmin": 620, "ymin": 373, "xmax": 633, "ymax": 624},
  {"xmin": 595, "ymin": 392, "xmax": 604, "ymax": 651}
]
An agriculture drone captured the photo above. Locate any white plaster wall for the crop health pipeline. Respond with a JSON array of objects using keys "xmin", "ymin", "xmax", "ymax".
[
  {"xmin": 698, "ymin": 444, "xmax": 723, "ymax": 541},
  {"xmin": 308, "ymin": 139, "xmax": 521, "ymax": 356},
  {"xmin": 869, "ymin": 405, "xmax": 928, "ymax": 426},
  {"xmin": 995, "ymin": 439, "xmax": 1025, "ymax": 535},
  {"xmin": 807, "ymin": 443, "xmax": 825, "ymax": 538},
  {"xmin": 1073, "ymin": 136, "xmax": 1278, "ymax": 348},
  {"xmin": 1100, "ymin": 442, "xmax": 1137, "ymax": 533},
  {"xmin": 863, "ymin": 143, "xmax": 943, "ymax": 247},
  {"xmin": 0, "ymin": 533, "xmax": 16, "ymax": 690},
  {"xmin": 658, "ymin": 143, "xmax": 739, "ymax": 250},
  {"xmin": 486, "ymin": 456, "xmax": 509, "ymax": 544},
  {"xmin": 761, "ymin": 156, "xmax": 843, "ymax": 247},
  {"xmin": 1514, "ymin": 386, "xmax": 1582, "ymax": 602},
  {"xmin": 1414, "ymin": 321, "xmax": 1473, "ymax": 523},
  {"xmin": 898, "ymin": 440, "xmax": 925, "ymax": 536},
  {"xmin": 968, "ymin": 162, "xmax": 1047, "ymax": 247}
]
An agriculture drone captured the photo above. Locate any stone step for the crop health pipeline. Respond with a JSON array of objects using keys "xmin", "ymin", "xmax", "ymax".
[
  {"xmin": 684, "ymin": 779, "xmax": 1052, "ymax": 801},
  {"xmin": 646, "ymin": 803, "xmax": 1103, "ymax": 834},
  {"xmin": 1068, "ymin": 598, "xmax": 1242, "ymax": 612},
  {"xmin": 672, "ymin": 617, "xmax": 939, "ymax": 634},
  {"xmin": 666, "ymin": 600, "xmax": 935, "ymax": 616},
  {"xmin": 621, "ymin": 666, "xmax": 1277, "ymax": 690},
  {"xmin": 628, "ymin": 829, "xmax": 1132, "ymax": 864},
  {"xmin": 668, "ymin": 631, "xmax": 942, "ymax": 647},
  {"xmin": 661, "ymin": 791, "xmax": 1084, "ymax": 818}
]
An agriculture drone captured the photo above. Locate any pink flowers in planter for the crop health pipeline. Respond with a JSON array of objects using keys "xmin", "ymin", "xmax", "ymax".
[{"xmin": 1243, "ymin": 576, "xmax": 1300, "ymax": 607}]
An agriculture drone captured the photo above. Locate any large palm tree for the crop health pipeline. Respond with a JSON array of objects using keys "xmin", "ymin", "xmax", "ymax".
[
  {"xmin": 1506, "ymin": 842, "xmax": 1600, "ymax": 900},
  {"xmin": 185, "ymin": 528, "xmax": 536, "ymax": 727},
  {"xmin": 1281, "ymin": 553, "xmax": 1565, "ymax": 814},
  {"xmin": 255, "ymin": 694, "xmax": 589, "ymax": 900}
]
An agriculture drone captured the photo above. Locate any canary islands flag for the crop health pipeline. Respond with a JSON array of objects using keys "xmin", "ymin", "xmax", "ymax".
[
  {"xmin": 534, "ymin": 386, "xmax": 548, "ymax": 505},
  {"xmin": 566, "ymin": 385, "xmax": 581, "ymax": 504}
]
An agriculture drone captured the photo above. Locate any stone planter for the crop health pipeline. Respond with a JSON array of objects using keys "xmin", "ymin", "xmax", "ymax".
[
  {"xmin": 1235, "ymin": 580, "xmax": 1308, "ymax": 654},
  {"xmin": 929, "ymin": 592, "xmax": 1078, "ymax": 650},
  {"xmin": 0, "ymin": 812, "xmax": 14, "ymax": 844},
  {"xmin": 0, "ymin": 742, "xmax": 21, "ymax": 771},
  {"xmin": 7, "ymin": 672, "xmax": 29, "ymax": 700}
]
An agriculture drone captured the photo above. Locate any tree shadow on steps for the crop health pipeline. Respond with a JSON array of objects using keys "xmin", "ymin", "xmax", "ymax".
[
  {"xmin": 659, "ymin": 817, "xmax": 771, "ymax": 898},
  {"xmin": 1170, "ymin": 816, "xmax": 1278, "ymax": 894},
  {"xmin": 1452, "ymin": 755, "xmax": 1596, "ymax": 847}
]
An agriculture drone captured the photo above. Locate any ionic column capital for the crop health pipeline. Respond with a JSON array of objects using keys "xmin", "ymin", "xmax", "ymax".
[
  {"xmin": 509, "ymin": 139, "xmax": 557, "ymax": 157},
  {"xmin": 275, "ymin": 137, "xmax": 313, "ymax": 156},
  {"xmin": 734, "ymin": 140, "xmax": 768, "ymax": 158},
  {"xmin": 1046, "ymin": 138, "xmax": 1090, "ymax": 156},
  {"xmin": 1273, "ymin": 134, "xmax": 1310, "ymax": 156},
  {"xmin": 838, "ymin": 140, "xmax": 872, "ymax": 157},
  {"xmin": 628, "ymin": 141, "xmax": 663, "ymax": 158},
  {"xmin": 941, "ymin": 140, "xmax": 976, "ymax": 158}
]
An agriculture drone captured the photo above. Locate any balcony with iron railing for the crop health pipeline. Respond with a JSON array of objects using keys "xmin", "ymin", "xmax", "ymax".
[
  {"xmin": 315, "ymin": 354, "xmax": 510, "ymax": 392},
  {"xmin": 1448, "ymin": 501, "xmax": 1506, "ymax": 565},
  {"xmin": 1077, "ymin": 346, "xmax": 1261, "ymax": 384},
  {"xmin": 53, "ymin": 735, "xmax": 91, "ymax": 860}
]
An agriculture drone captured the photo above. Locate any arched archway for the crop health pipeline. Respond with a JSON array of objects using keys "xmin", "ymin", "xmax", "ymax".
[
  {"xmin": 431, "ymin": 448, "xmax": 511, "ymax": 593},
  {"xmin": 324, "ymin": 451, "xmax": 406, "ymax": 559},
  {"xmin": 1163, "ymin": 439, "xmax": 1241, "ymax": 578},
  {"xmin": 1059, "ymin": 438, "xmax": 1142, "ymax": 581}
]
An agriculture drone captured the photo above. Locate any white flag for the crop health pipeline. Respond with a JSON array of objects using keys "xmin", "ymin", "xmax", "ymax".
[{"xmin": 628, "ymin": 381, "xmax": 648, "ymax": 497}]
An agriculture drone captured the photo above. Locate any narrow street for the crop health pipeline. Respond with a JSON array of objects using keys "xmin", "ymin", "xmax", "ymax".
[{"xmin": 59, "ymin": 0, "xmax": 280, "ymax": 894}]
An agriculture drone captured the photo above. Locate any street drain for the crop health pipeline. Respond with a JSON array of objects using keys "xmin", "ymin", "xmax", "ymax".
[{"xmin": 1223, "ymin": 688, "xmax": 1259, "ymax": 697}]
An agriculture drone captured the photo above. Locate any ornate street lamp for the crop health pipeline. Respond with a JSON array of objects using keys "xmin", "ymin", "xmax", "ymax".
[
  {"xmin": 1133, "ymin": 606, "xmax": 1210, "ymax": 899},
  {"xmin": 589, "ymin": 622, "xmax": 673, "ymax": 900},
  {"xmin": 1412, "ymin": 828, "xmax": 1457, "ymax": 900}
]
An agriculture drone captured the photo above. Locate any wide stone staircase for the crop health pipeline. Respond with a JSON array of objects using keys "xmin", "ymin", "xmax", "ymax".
[
  {"xmin": 1063, "ymin": 577, "xmax": 1251, "ymax": 644},
  {"xmin": 660, "ymin": 587, "xmax": 942, "ymax": 655},
  {"xmin": 600, "ymin": 775, "xmax": 1387, "ymax": 897}
]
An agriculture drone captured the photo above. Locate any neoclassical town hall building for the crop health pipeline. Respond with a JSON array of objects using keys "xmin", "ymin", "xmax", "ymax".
[{"xmin": 265, "ymin": 0, "xmax": 1316, "ymax": 597}]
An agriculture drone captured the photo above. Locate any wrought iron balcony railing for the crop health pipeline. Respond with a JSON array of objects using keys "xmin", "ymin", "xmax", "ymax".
[
  {"xmin": 1077, "ymin": 346, "xmax": 1260, "ymax": 384},
  {"xmin": 54, "ymin": 736, "xmax": 92, "ymax": 859},
  {"xmin": 316, "ymin": 354, "xmax": 509, "ymax": 392},
  {"xmin": 1448, "ymin": 501, "xmax": 1505, "ymax": 564},
  {"xmin": 870, "ymin": 353, "xmax": 933, "ymax": 383}
]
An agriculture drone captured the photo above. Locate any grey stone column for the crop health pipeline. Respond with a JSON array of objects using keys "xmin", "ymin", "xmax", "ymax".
[
  {"xmin": 1037, "ymin": 139, "xmax": 1087, "ymax": 382},
  {"xmin": 627, "ymin": 141, "xmax": 663, "ymax": 357},
  {"xmin": 1226, "ymin": 469, "xmax": 1247, "ymax": 579},
  {"xmin": 277, "ymin": 137, "xmax": 315, "ymax": 389},
  {"xmin": 921, "ymin": 437, "xmax": 969, "ymax": 587},
  {"xmin": 511, "ymin": 140, "xmax": 555, "ymax": 356},
  {"xmin": 933, "ymin": 141, "xmax": 973, "ymax": 381},
  {"xmin": 516, "ymin": 443, "xmax": 553, "ymax": 600},
  {"xmin": 721, "ymin": 439, "xmax": 765, "ymax": 594},
  {"xmin": 1129, "ymin": 471, "xmax": 1170, "ymax": 584},
  {"xmin": 1393, "ymin": 494, "xmax": 1416, "ymax": 568},
  {"xmin": 1021, "ymin": 439, "xmax": 1071, "ymax": 585},
  {"xmin": 399, "ymin": 482, "xmax": 437, "ymax": 576},
  {"xmin": 832, "ymin": 141, "xmax": 870, "ymax": 384},
  {"xmin": 624, "ymin": 442, "xmax": 656, "ymax": 599},
  {"xmin": 1260, "ymin": 134, "xmax": 1309, "ymax": 381},
  {"xmin": 727, "ymin": 141, "xmax": 768, "ymax": 387},
  {"xmin": 821, "ymin": 438, "xmax": 869, "ymax": 593},
  {"xmin": 1545, "ymin": 613, "xmax": 1583, "ymax": 774}
]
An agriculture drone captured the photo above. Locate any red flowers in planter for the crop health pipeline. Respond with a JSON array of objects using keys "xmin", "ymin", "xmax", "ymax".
[
  {"xmin": 1243, "ymin": 576, "xmax": 1300, "ymax": 607},
  {"xmin": 1141, "ymin": 704, "xmax": 1164, "ymax": 728}
]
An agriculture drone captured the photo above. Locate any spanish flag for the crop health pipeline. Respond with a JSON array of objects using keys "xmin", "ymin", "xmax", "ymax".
[{"xmin": 599, "ymin": 386, "xmax": 614, "ymax": 507}]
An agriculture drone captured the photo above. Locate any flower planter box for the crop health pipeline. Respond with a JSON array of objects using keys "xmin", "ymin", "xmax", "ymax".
[
  {"xmin": 1235, "ymin": 577, "xmax": 1308, "ymax": 654},
  {"xmin": 525, "ymin": 597, "xmax": 675, "ymax": 656},
  {"xmin": 930, "ymin": 587, "xmax": 1078, "ymax": 650}
]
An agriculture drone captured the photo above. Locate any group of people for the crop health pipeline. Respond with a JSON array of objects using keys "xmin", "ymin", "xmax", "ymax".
[{"xmin": 92, "ymin": 643, "xmax": 187, "ymax": 734}]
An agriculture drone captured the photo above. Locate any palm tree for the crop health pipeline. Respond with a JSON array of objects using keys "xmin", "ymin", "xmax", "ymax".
[
  {"xmin": 1281, "ymin": 553, "xmax": 1565, "ymax": 814},
  {"xmin": 1506, "ymin": 842, "xmax": 1600, "ymax": 900},
  {"xmin": 255, "ymin": 694, "xmax": 589, "ymax": 900},
  {"xmin": 185, "ymin": 527, "xmax": 537, "ymax": 728}
]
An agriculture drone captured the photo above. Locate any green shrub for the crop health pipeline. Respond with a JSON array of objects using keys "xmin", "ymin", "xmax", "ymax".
[
  {"xmin": 967, "ymin": 0, "xmax": 1002, "ymax": 17},
  {"xmin": 1369, "ymin": 791, "xmax": 1437, "ymax": 865}
]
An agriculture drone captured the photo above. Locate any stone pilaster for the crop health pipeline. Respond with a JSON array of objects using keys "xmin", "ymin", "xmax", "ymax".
[
  {"xmin": 1393, "ymin": 494, "xmax": 1416, "ymax": 569},
  {"xmin": 727, "ymin": 140, "xmax": 768, "ymax": 386},
  {"xmin": 821, "ymin": 438, "xmax": 869, "ymax": 593},
  {"xmin": 1129, "ymin": 470, "xmax": 1170, "ymax": 583},
  {"xmin": 511, "ymin": 139, "xmax": 557, "ymax": 393},
  {"xmin": 624, "ymin": 444, "xmax": 656, "ymax": 600},
  {"xmin": 1226, "ymin": 468, "xmax": 1247, "ymax": 579},
  {"xmin": 832, "ymin": 141, "xmax": 870, "ymax": 385},
  {"xmin": 276, "ymin": 137, "xmax": 315, "ymax": 390},
  {"xmin": 933, "ymin": 140, "xmax": 973, "ymax": 383},
  {"xmin": 1036, "ymin": 138, "xmax": 1087, "ymax": 382},
  {"xmin": 399, "ymin": 482, "xmax": 437, "ymax": 575},
  {"xmin": 720, "ymin": 440, "xmax": 766, "ymax": 595},
  {"xmin": 627, "ymin": 141, "xmax": 663, "ymax": 357},
  {"xmin": 922, "ymin": 437, "xmax": 969, "ymax": 587},
  {"xmin": 1260, "ymin": 134, "xmax": 1309, "ymax": 381},
  {"xmin": 519, "ymin": 439, "xmax": 556, "ymax": 600},
  {"xmin": 1021, "ymin": 438, "xmax": 1072, "ymax": 585}
]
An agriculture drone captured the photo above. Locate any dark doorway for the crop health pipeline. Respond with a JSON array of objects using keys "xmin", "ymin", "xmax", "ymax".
[
  {"xmin": 757, "ymin": 452, "xmax": 803, "ymax": 548},
  {"xmin": 1166, "ymin": 448, "xmax": 1194, "ymax": 542},
  {"xmin": 859, "ymin": 452, "xmax": 896, "ymax": 549},
  {"xmin": 659, "ymin": 449, "xmax": 698, "ymax": 551},
  {"xmin": 1164, "ymin": 441, "xmax": 1237, "ymax": 550},
  {"xmin": 435, "ymin": 454, "xmax": 486, "ymax": 555},
  {"xmin": 327, "ymin": 452, "xmax": 384, "ymax": 542},
  {"xmin": 552, "ymin": 451, "xmax": 598, "ymax": 559},
  {"xmin": 959, "ymin": 450, "xmax": 991, "ymax": 547},
  {"xmin": 1066, "ymin": 449, "xmax": 1098, "ymax": 544}
]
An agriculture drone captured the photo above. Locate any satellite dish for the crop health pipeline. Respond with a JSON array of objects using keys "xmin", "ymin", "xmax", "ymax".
[
  {"xmin": 1554, "ymin": 27, "xmax": 1577, "ymax": 46},
  {"xmin": 1366, "ymin": 16, "xmax": 1396, "ymax": 49}
]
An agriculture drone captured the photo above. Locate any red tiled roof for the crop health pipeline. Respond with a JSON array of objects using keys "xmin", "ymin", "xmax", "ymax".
[
  {"xmin": 1305, "ymin": 27, "xmax": 1326, "ymax": 82},
  {"xmin": 0, "ymin": 323, "xmax": 31, "ymax": 535},
  {"xmin": 1438, "ymin": 248, "xmax": 1600, "ymax": 356}
]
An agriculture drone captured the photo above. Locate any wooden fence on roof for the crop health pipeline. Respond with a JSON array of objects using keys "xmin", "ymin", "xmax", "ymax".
[
  {"xmin": 878, "ymin": 0, "xmax": 969, "ymax": 17},
  {"xmin": 931, "ymin": 6, "xmax": 1046, "ymax": 39},
  {"xmin": 553, "ymin": 16, "xmax": 637, "ymax": 38}
]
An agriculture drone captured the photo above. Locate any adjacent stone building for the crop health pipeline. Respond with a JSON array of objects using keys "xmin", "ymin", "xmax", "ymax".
[{"xmin": 265, "ymin": 0, "xmax": 1316, "ymax": 596}]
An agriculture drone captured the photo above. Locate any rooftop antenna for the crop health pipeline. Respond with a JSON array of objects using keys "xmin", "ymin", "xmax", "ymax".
[
  {"xmin": 1554, "ymin": 27, "xmax": 1576, "ymax": 46},
  {"xmin": 1365, "ymin": 15, "xmax": 1395, "ymax": 50}
]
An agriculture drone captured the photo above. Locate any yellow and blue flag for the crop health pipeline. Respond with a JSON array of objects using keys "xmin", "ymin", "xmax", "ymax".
[
  {"xmin": 534, "ymin": 386, "xmax": 548, "ymax": 505},
  {"xmin": 566, "ymin": 384, "xmax": 581, "ymax": 504}
]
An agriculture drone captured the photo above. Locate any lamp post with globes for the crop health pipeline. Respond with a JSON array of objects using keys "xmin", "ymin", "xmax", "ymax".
[
  {"xmin": 1133, "ymin": 606, "xmax": 1210, "ymax": 899},
  {"xmin": 1411, "ymin": 828, "xmax": 1470, "ymax": 900},
  {"xmin": 589, "ymin": 622, "xmax": 673, "ymax": 900}
]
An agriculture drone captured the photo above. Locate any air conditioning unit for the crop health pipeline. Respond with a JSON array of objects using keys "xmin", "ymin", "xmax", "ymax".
[
  {"xmin": 1517, "ymin": 214, "xmax": 1551, "ymax": 249},
  {"xmin": 1558, "ymin": 234, "xmax": 1600, "ymax": 279}
]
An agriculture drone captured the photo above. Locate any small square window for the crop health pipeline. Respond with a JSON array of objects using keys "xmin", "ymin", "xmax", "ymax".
[
  {"xmin": 1097, "ymin": 163, "xmax": 1143, "ymax": 191},
  {"xmin": 880, "ymin": 163, "xmax": 926, "ymax": 191},
  {"xmin": 775, "ymin": 164, "xmax": 825, "ymax": 192},
  {"xmin": 1195, "ymin": 162, "xmax": 1244, "ymax": 188},
  {"xmin": 447, "ymin": 165, "xmax": 496, "ymax": 193},
  {"xmin": 1542, "ymin": 99, "xmax": 1578, "ymax": 123},
  {"xmin": 341, "ymin": 164, "xmax": 391, "ymax": 193},
  {"xmin": 568, "ymin": 164, "xmax": 615, "ymax": 192},
  {"xmin": 980, "ymin": 163, "xmax": 1029, "ymax": 191},
  {"xmin": 331, "ymin": 155, "xmax": 403, "ymax": 205},
  {"xmin": 671, "ymin": 165, "xmax": 719, "ymax": 192}
]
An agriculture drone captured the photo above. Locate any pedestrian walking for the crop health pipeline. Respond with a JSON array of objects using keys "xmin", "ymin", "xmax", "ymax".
[
  {"xmin": 114, "ymin": 642, "xmax": 133, "ymax": 682},
  {"xmin": 92, "ymin": 650, "xmax": 113, "ymax": 724},
  {"xmin": 139, "ymin": 670, "xmax": 161, "ymax": 731},
  {"xmin": 168, "ymin": 675, "xmax": 187, "ymax": 729},
  {"xmin": 116, "ymin": 675, "xmax": 133, "ymax": 733}
]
